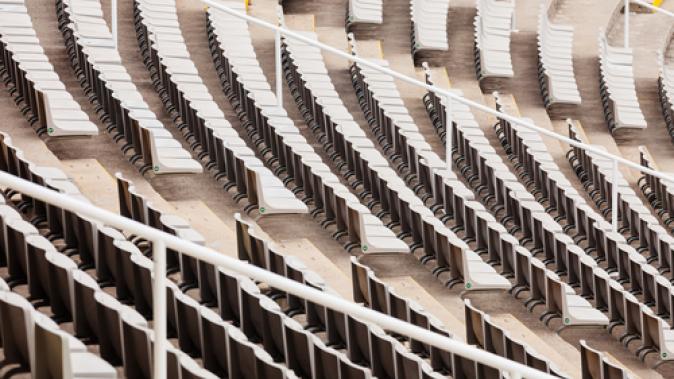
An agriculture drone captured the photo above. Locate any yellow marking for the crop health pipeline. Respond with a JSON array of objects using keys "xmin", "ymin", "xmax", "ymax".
[{"xmin": 653, "ymin": 0, "xmax": 663, "ymax": 7}]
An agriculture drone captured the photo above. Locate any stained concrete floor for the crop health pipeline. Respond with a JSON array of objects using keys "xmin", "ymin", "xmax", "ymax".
[{"xmin": 2, "ymin": 0, "xmax": 674, "ymax": 377}]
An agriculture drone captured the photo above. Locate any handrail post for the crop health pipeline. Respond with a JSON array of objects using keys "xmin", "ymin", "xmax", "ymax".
[
  {"xmin": 445, "ymin": 94, "xmax": 453, "ymax": 174},
  {"xmin": 511, "ymin": 0, "xmax": 517, "ymax": 32},
  {"xmin": 275, "ymin": 29, "xmax": 283, "ymax": 107},
  {"xmin": 611, "ymin": 159, "xmax": 620, "ymax": 232},
  {"xmin": 624, "ymin": 0, "xmax": 630, "ymax": 48},
  {"xmin": 152, "ymin": 240, "xmax": 167, "ymax": 379},
  {"xmin": 112, "ymin": 0, "xmax": 118, "ymax": 49}
]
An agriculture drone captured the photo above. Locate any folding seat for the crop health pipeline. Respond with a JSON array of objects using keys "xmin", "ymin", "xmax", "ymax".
[
  {"xmin": 615, "ymin": 287, "xmax": 642, "ymax": 346},
  {"xmin": 121, "ymin": 310, "xmax": 153, "ymax": 378},
  {"xmin": 661, "ymin": 281, "xmax": 674, "ymax": 327},
  {"xmin": 369, "ymin": 325, "xmax": 397, "ymax": 379},
  {"xmin": 283, "ymin": 256, "xmax": 313, "ymax": 316},
  {"xmin": 200, "ymin": 306, "xmax": 233, "ymax": 376},
  {"xmin": 542, "ymin": 272, "xmax": 608, "ymax": 327},
  {"xmin": 67, "ymin": 213, "xmax": 99, "ymax": 269},
  {"xmin": 71, "ymin": 269, "xmax": 102, "ymax": 341},
  {"xmin": 343, "ymin": 314, "xmax": 373, "ymax": 369},
  {"xmin": 602, "ymin": 359, "xmax": 634, "ymax": 379},
  {"xmin": 563, "ymin": 244, "xmax": 590, "ymax": 287},
  {"xmin": 524, "ymin": 258, "xmax": 547, "ymax": 310},
  {"xmin": 473, "ymin": 0, "xmax": 514, "ymax": 88},
  {"xmin": 95, "ymin": 226, "xmax": 126, "ymax": 282},
  {"xmin": 583, "ymin": 263, "xmax": 605, "ymax": 307},
  {"xmin": 277, "ymin": 316, "xmax": 314, "ymax": 378},
  {"xmin": 580, "ymin": 340, "xmax": 602, "ymax": 379},
  {"xmin": 452, "ymin": 352, "xmax": 490, "ymax": 379},
  {"xmin": 351, "ymin": 256, "xmax": 371, "ymax": 305},
  {"xmin": 464, "ymin": 298, "xmax": 486, "ymax": 349},
  {"xmin": 173, "ymin": 287, "xmax": 203, "ymax": 359},
  {"xmin": 346, "ymin": 0, "xmax": 382, "ymax": 28},
  {"xmin": 158, "ymin": 214, "xmax": 191, "ymax": 275},
  {"xmin": 0, "ymin": 290, "xmax": 48, "ymax": 370},
  {"xmin": 0, "ymin": 204, "xmax": 20, "ymax": 265},
  {"xmin": 217, "ymin": 268, "xmax": 244, "ymax": 324},
  {"xmin": 110, "ymin": 239, "xmax": 142, "ymax": 303},
  {"xmin": 227, "ymin": 323, "xmax": 277, "ymax": 379},
  {"xmin": 235, "ymin": 213, "xmax": 265, "ymax": 266},
  {"xmin": 43, "ymin": 251, "xmax": 77, "ymax": 322},
  {"xmin": 4, "ymin": 217, "xmax": 39, "ymax": 287},
  {"xmin": 536, "ymin": 1, "xmax": 580, "ymax": 108},
  {"xmin": 33, "ymin": 315, "xmax": 117, "ymax": 378},
  {"xmin": 512, "ymin": 246, "xmax": 533, "ymax": 298},
  {"xmin": 346, "ymin": 203, "xmax": 409, "ymax": 253},
  {"xmin": 24, "ymin": 234, "xmax": 57, "ymax": 302},
  {"xmin": 167, "ymin": 225, "xmax": 205, "ymax": 291},
  {"xmin": 179, "ymin": 350, "xmax": 219, "ymax": 379},
  {"xmin": 597, "ymin": 31, "xmax": 646, "ymax": 132},
  {"xmin": 637, "ymin": 306, "xmax": 674, "ymax": 362},
  {"xmin": 395, "ymin": 342, "xmax": 426, "ymax": 379},
  {"xmin": 525, "ymin": 350, "xmax": 555, "ymax": 375}
]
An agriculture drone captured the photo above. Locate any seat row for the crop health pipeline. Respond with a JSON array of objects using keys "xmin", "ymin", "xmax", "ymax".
[
  {"xmin": 11, "ymin": 174, "xmax": 308, "ymax": 379},
  {"xmin": 0, "ymin": 281, "xmax": 118, "ymax": 378},
  {"xmin": 234, "ymin": 215, "xmax": 466, "ymax": 378},
  {"xmin": 580, "ymin": 340, "xmax": 635, "ymax": 379},
  {"xmin": 346, "ymin": 0, "xmax": 383, "ymax": 30},
  {"xmin": 133, "ymin": 0, "xmax": 306, "ymax": 215},
  {"xmin": 207, "ymin": 4, "xmax": 409, "ymax": 253},
  {"xmin": 567, "ymin": 124, "xmax": 674, "ymax": 280},
  {"xmin": 236, "ymin": 206, "xmax": 507, "ymax": 378},
  {"xmin": 350, "ymin": 256, "xmax": 450, "ymax": 341},
  {"xmin": 597, "ymin": 30, "xmax": 646, "ymax": 132},
  {"xmin": 656, "ymin": 50, "xmax": 674, "ymax": 142},
  {"xmin": 0, "ymin": 0, "xmax": 98, "ymax": 137},
  {"xmin": 419, "ymin": 67, "xmax": 612, "ymax": 329},
  {"xmin": 638, "ymin": 146, "xmax": 674, "ymax": 228},
  {"xmin": 284, "ymin": 27, "xmax": 509, "ymax": 288},
  {"xmin": 410, "ymin": 0, "xmax": 450, "ymax": 59},
  {"xmin": 0, "ymin": 169, "xmax": 223, "ymax": 378},
  {"xmin": 489, "ymin": 95, "xmax": 674, "ymax": 361},
  {"xmin": 422, "ymin": 76, "xmax": 674, "ymax": 359},
  {"xmin": 493, "ymin": 109, "xmax": 674, "ymax": 363},
  {"xmin": 536, "ymin": 0, "xmax": 581, "ymax": 109},
  {"xmin": 55, "ymin": 0, "xmax": 202, "ymax": 174},
  {"xmin": 465, "ymin": 299, "xmax": 567, "ymax": 377},
  {"xmin": 352, "ymin": 254, "xmax": 574, "ymax": 376},
  {"xmin": 473, "ymin": 0, "xmax": 514, "ymax": 90}
]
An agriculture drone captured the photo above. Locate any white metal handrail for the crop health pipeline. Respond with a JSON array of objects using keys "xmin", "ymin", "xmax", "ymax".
[{"xmin": 0, "ymin": 172, "xmax": 556, "ymax": 379}]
